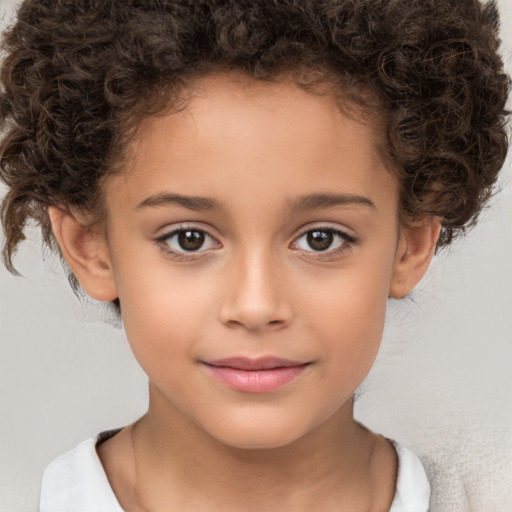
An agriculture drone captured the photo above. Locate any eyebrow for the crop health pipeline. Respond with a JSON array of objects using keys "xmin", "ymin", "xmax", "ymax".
[
  {"xmin": 136, "ymin": 192, "xmax": 376, "ymax": 212},
  {"xmin": 286, "ymin": 193, "xmax": 376, "ymax": 212},
  {"xmin": 136, "ymin": 193, "xmax": 221, "ymax": 211}
]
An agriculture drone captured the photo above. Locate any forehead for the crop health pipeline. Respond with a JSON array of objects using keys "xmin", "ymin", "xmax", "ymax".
[
  {"xmin": 108, "ymin": 73, "xmax": 397, "ymax": 216},
  {"xmin": 133, "ymin": 73, "xmax": 383, "ymax": 153}
]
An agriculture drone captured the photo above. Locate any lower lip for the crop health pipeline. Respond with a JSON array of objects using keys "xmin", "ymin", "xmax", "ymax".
[{"xmin": 204, "ymin": 364, "xmax": 309, "ymax": 393}]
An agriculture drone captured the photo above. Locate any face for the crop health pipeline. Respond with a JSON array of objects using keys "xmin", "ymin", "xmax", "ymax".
[{"xmin": 102, "ymin": 74, "xmax": 402, "ymax": 449}]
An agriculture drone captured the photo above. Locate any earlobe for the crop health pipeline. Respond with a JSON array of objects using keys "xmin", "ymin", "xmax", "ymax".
[
  {"xmin": 389, "ymin": 218, "xmax": 441, "ymax": 299},
  {"xmin": 48, "ymin": 206, "xmax": 118, "ymax": 302}
]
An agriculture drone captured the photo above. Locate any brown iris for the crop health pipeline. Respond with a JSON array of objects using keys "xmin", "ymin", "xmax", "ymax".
[
  {"xmin": 307, "ymin": 230, "xmax": 333, "ymax": 251},
  {"xmin": 178, "ymin": 230, "xmax": 205, "ymax": 251}
]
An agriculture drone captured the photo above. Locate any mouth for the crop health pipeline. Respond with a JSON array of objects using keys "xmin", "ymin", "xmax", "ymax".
[{"xmin": 202, "ymin": 357, "xmax": 311, "ymax": 393}]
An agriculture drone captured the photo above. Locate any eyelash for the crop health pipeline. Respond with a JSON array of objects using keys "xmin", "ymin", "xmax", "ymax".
[
  {"xmin": 291, "ymin": 227, "xmax": 357, "ymax": 260},
  {"xmin": 154, "ymin": 225, "xmax": 357, "ymax": 261},
  {"xmin": 154, "ymin": 225, "xmax": 220, "ymax": 261}
]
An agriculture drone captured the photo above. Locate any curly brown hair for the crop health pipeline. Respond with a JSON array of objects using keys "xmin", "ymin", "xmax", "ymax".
[{"xmin": 0, "ymin": 0, "xmax": 509, "ymax": 288}]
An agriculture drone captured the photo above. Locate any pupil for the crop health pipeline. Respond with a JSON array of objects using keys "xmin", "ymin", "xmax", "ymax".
[
  {"xmin": 307, "ymin": 230, "xmax": 333, "ymax": 251},
  {"xmin": 178, "ymin": 230, "xmax": 204, "ymax": 251}
]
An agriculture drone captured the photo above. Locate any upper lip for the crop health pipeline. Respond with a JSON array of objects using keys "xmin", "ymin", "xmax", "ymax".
[{"xmin": 204, "ymin": 357, "xmax": 309, "ymax": 371}]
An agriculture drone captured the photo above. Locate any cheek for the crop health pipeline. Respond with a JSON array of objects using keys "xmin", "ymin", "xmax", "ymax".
[
  {"xmin": 322, "ymin": 289, "xmax": 387, "ymax": 369},
  {"xmin": 303, "ymin": 257, "xmax": 394, "ymax": 378},
  {"xmin": 113, "ymin": 257, "xmax": 217, "ymax": 369},
  {"xmin": 303, "ymin": 256, "xmax": 392, "ymax": 333}
]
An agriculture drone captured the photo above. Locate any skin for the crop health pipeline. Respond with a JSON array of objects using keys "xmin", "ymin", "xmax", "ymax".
[{"xmin": 49, "ymin": 73, "xmax": 440, "ymax": 511}]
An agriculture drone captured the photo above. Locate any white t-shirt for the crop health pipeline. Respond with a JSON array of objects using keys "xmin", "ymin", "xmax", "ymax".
[{"xmin": 40, "ymin": 429, "xmax": 430, "ymax": 512}]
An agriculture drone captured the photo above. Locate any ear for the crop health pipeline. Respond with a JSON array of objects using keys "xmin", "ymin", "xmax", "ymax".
[
  {"xmin": 389, "ymin": 217, "xmax": 441, "ymax": 299},
  {"xmin": 48, "ymin": 206, "xmax": 118, "ymax": 302}
]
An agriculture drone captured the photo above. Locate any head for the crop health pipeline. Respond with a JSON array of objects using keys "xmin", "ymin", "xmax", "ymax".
[{"xmin": 0, "ymin": 0, "xmax": 509, "ymax": 448}]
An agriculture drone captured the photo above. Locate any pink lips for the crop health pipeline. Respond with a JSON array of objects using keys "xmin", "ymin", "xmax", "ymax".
[{"xmin": 203, "ymin": 357, "xmax": 310, "ymax": 393}]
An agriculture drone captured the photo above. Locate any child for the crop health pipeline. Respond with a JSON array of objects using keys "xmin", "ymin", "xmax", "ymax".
[{"xmin": 0, "ymin": 0, "xmax": 509, "ymax": 510}]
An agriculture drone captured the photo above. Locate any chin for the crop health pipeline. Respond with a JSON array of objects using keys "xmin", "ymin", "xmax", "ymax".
[
  {"xmin": 204, "ymin": 410, "xmax": 316, "ymax": 451},
  {"xmin": 215, "ymin": 430, "xmax": 305, "ymax": 451}
]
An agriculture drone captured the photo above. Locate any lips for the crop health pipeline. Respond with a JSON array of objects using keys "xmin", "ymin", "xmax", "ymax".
[{"xmin": 203, "ymin": 357, "xmax": 310, "ymax": 393}]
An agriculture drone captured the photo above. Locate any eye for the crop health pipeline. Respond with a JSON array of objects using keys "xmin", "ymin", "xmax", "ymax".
[
  {"xmin": 292, "ymin": 227, "xmax": 356, "ymax": 257},
  {"xmin": 155, "ymin": 227, "xmax": 220, "ymax": 257}
]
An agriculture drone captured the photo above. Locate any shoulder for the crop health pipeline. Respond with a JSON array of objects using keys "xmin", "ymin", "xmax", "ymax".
[
  {"xmin": 389, "ymin": 440, "xmax": 431, "ymax": 512},
  {"xmin": 39, "ymin": 429, "xmax": 124, "ymax": 512}
]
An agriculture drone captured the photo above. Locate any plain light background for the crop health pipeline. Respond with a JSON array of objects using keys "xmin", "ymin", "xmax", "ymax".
[{"xmin": 1, "ymin": 1, "xmax": 511, "ymax": 511}]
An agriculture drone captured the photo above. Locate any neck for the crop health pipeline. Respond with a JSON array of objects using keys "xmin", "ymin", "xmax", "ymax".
[{"xmin": 128, "ymin": 384, "xmax": 391, "ymax": 511}]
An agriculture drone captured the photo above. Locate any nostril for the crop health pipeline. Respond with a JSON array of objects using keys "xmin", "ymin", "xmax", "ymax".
[
  {"xmin": 223, "ymin": 318, "xmax": 286, "ymax": 331},
  {"xmin": 268, "ymin": 319, "xmax": 286, "ymax": 329}
]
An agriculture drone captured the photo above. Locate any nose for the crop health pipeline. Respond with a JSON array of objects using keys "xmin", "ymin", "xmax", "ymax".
[{"xmin": 218, "ymin": 248, "xmax": 293, "ymax": 332}]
